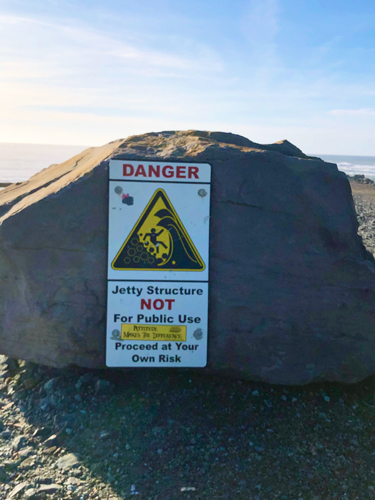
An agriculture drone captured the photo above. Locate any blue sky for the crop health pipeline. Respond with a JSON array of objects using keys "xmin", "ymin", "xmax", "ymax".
[{"xmin": 1, "ymin": 0, "xmax": 375, "ymax": 154}]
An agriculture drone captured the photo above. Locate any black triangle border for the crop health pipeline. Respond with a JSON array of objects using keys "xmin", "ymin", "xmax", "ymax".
[{"xmin": 111, "ymin": 188, "xmax": 206, "ymax": 272}]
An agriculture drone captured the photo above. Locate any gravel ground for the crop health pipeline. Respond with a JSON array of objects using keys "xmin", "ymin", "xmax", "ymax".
[
  {"xmin": 350, "ymin": 179, "xmax": 375, "ymax": 256},
  {"xmin": 3, "ymin": 357, "xmax": 375, "ymax": 500},
  {"xmin": 2, "ymin": 178, "xmax": 375, "ymax": 500}
]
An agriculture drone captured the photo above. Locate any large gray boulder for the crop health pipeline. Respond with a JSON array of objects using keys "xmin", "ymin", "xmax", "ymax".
[{"xmin": 1, "ymin": 131, "xmax": 374, "ymax": 384}]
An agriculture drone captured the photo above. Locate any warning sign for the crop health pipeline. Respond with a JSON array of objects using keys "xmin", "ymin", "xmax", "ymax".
[
  {"xmin": 106, "ymin": 160, "xmax": 211, "ymax": 368},
  {"xmin": 112, "ymin": 189, "xmax": 205, "ymax": 271}
]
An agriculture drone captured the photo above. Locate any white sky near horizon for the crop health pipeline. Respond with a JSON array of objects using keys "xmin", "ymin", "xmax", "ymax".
[{"xmin": 1, "ymin": 0, "xmax": 375, "ymax": 154}]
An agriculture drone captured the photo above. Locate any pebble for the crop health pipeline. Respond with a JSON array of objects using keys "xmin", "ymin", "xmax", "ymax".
[
  {"xmin": 43, "ymin": 446, "xmax": 57, "ymax": 454},
  {"xmin": 20, "ymin": 456, "xmax": 36, "ymax": 468},
  {"xmin": 18, "ymin": 446, "xmax": 34, "ymax": 458},
  {"xmin": 38, "ymin": 484, "xmax": 63, "ymax": 494},
  {"xmin": 75, "ymin": 373, "xmax": 94, "ymax": 390},
  {"xmin": 99, "ymin": 430, "xmax": 112, "ymax": 440},
  {"xmin": 3, "ymin": 459, "xmax": 19, "ymax": 471},
  {"xmin": 0, "ymin": 429, "xmax": 11, "ymax": 439},
  {"xmin": 0, "ymin": 465, "xmax": 6, "ymax": 480},
  {"xmin": 54, "ymin": 412, "xmax": 75, "ymax": 428},
  {"xmin": 23, "ymin": 378, "xmax": 39, "ymax": 390},
  {"xmin": 43, "ymin": 434, "xmax": 58, "ymax": 448},
  {"xmin": 12, "ymin": 434, "xmax": 27, "ymax": 451},
  {"xmin": 56, "ymin": 453, "xmax": 80, "ymax": 470},
  {"xmin": 43, "ymin": 378, "xmax": 58, "ymax": 393},
  {"xmin": 9, "ymin": 481, "xmax": 29, "ymax": 499},
  {"xmin": 95, "ymin": 379, "xmax": 114, "ymax": 394},
  {"xmin": 23, "ymin": 488, "xmax": 37, "ymax": 499},
  {"xmin": 39, "ymin": 397, "xmax": 52, "ymax": 411},
  {"xmin": 32, "ymin": 427, "xmax": 50, "ymax": 439},
  {"xmin": 67, "ymin": 477, "xmax": 83, "ymax": 485},
  {"xmin": 6, "ymin": 359, "xmax": 19, "ymax": 375}
]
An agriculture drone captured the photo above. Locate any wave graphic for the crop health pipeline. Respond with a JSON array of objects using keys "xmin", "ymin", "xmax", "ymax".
[{"xmin": 155, "ymin": 208, "xmax": 199, "ymax": 267}]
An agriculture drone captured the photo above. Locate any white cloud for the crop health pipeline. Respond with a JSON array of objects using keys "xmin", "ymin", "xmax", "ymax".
[
  {"xmin": 1, "ymin": 7, "xmax": 375, "ymax": 154},
  {"xmin": 0, "ymin": 11, "xmax": 227, "ymax": 144},
  {"xmin": 0, "ymin": 13, "xmax": 223, "ymax": 80}
]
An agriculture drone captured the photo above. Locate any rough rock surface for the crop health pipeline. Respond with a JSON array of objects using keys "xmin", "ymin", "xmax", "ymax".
[
  {"xmin": 1, "ymin": 131, "xmax": 375, "ymax": 384},
  {"xmin": 349, "ymin": 174, "xmax": 375, "ymax": 185}
]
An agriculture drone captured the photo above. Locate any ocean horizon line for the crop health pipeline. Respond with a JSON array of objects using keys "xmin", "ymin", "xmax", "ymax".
[
  {"xmin": 0, "ymin": 141, "xmax": 90, "ymax": 148},
  {"xmin": 1, "ymin": 143, "xmax": 375, "ymax": 185},
  {"xmin": 1, "ymin": 141, "xmax": 374, "ymax": 158}
]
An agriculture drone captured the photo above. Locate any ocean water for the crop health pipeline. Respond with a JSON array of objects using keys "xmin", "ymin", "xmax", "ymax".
[
  {"xmin": 0, "ymin": 143, "xmax": 375, "ymax": 184},
  {"xmin": 0, "ymin": 143, "xmax": 88, "ymax": 184},
  {"xmin": 316, "ymin": 154, "xmax": 375, "ymax": 181}
]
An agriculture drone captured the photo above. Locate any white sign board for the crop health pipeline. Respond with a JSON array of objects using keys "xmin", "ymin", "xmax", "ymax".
[{"xmin": 106, "ymin": 160, "xmax": 211, "ymax": 367}]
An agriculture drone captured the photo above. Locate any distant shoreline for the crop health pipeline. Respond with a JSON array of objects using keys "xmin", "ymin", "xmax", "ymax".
[{"xmin": 0, "ymin": 174, "xmax": 374, "ymax": 189}]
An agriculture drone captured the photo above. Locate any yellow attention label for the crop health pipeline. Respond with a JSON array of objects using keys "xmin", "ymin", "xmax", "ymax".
[
  {"xmin": 121, "ymin": 324, "xmax": 187, "ymax": 341},
  {"xmin": 112, "ymin": 189, "xmax": 205, "ymax": 272}
]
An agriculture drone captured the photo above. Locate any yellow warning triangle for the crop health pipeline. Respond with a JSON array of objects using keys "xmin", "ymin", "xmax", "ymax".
[{"xmin": 112, "ymin": 189, "xmax": 205, "ymax": 272}]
